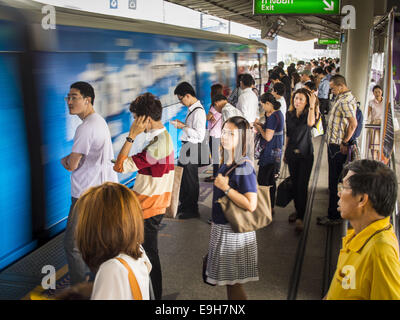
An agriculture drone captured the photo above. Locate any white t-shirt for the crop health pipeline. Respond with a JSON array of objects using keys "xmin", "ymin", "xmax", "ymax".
[
  {"xmin": 236, "ymin": 87, "xmax": 259, "ymax": 124},
  {"xmin": 71, "ymin": 113, "xmax": 118, "ymax": 198},
  {"xmin": 91, "ymin": 251, "xmax": 152, "ymax": 300},
  {"xmin": 277, "ymin": 96, "xmax": 287, "ymax": 123},
  {"xmin": 222, "ymin": 102, "xmax": 243, "ymax": 122}
]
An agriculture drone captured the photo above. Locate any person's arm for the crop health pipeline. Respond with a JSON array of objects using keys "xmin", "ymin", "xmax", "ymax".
[
  {"xmin": 214, "ymin": 174, "xmax": 257, "ymax": 212},
  {"xmin": 368, "ymin": 106, "xmax": 372, "ymax": 123},
  {"xmin": 61, "ymin": 152, "xmax": 83, "ymax": 172},
  {"xmin": 307, "ymin": 93, "xmax": 317, "ymax": 127},
  {"xmin": 342, "ymin": 116, "xmax": 357, "ymax": 144},
  {"xmin": 114, "ymin": 116, "xmax": 149, "ymax": 173},
  {"xmin": 254, "ymin": 123, "xmax": 274, "ymax": 142}
]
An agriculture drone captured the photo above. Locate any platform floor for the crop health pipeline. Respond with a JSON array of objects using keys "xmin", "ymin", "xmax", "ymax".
[{"xmin": 0, "ymin": 136, "xmax": 360, "ymax": 300}]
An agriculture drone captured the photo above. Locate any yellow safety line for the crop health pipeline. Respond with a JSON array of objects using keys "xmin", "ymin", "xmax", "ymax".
[{"xmin": 22, "ymin": 264, "xmax": 69, "ymax": 300}]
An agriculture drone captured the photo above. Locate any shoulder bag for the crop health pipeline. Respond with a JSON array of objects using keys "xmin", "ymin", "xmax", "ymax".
[{"xmin": 217, "ymin": 160, "xmax": 272, "ymax": 233}]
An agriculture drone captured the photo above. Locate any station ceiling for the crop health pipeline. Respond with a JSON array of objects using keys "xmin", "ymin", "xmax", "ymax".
[{"xmin": 165, "ymin": 0, "xmax": 342, "ymax": 41}]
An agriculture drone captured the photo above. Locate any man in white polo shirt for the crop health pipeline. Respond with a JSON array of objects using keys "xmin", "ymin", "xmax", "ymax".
[
  {"xmin": 236, "ymin": 73, "xmax": 259, "ymax": 126},
  {"xmin": 61, "ymin": 81, "xmax": 118, "ymax": 285}
]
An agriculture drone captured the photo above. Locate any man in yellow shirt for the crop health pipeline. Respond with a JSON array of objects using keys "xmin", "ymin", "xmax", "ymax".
[{"xmin": 326, "ymin": 159, "xmax": 400, "ymax": 300}]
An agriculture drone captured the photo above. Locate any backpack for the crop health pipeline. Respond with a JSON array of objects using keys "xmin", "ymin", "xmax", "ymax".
[{"xmin": 350, "ymin": 103, "xmax": 363, "ymax": 143}]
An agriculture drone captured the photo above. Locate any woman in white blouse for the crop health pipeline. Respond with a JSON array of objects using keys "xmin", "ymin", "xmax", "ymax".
[
  {"xmin": 368, "ymin": 85, "xmax": 383, "ymax": 160},
  {"xmin": 75, "ymin": 182, "xmax": 152, "ymax": 300}
]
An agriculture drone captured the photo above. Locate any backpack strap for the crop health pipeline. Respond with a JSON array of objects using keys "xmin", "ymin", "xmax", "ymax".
[
  {"xmin": 224, "ymin": 159, "xmax": 253, "ymax": 177},
  {"xmin": 185, "ymin": 106, "xmax": 204, "ymax": 124},
  {"xmin": 116, "ymin": 257, "xmax": 143, "ymax": 300}
]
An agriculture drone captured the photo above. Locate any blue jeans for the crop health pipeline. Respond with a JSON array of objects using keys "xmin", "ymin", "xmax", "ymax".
[{"xmin": 63, "ymin": 197, "xmax": 91, "ymax": 285}]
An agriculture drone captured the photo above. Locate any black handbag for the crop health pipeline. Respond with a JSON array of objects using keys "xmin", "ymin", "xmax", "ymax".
[{"xmin": 275, "ymin": 176, "xmax": 294, "ymax": 207}]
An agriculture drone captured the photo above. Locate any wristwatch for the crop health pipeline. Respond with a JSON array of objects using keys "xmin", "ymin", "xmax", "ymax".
[
  {"xmin": 224, "ymin": 187, "xmax": 231, "ymax": 195},
  {"xmin": 126, "ymin": 136, "xmax": 134, "ymax": 143},
  {"xmin": 341, "ymin": 141, "xmax": 349, "ymax": 146}
]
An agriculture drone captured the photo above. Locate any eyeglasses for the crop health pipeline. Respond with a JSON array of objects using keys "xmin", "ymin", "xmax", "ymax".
[
  {"xmin": 338, "ymin": 183, "xmax": 351, "ymax": 193},
  {"xmin": 64, "ymin": 96, "xmax": 83, "ymax": 102}
]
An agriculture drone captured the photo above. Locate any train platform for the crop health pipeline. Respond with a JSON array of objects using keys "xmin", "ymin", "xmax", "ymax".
[{"xmin": 0, "ymin": 135, "xmax": 346, "ymax": 300}]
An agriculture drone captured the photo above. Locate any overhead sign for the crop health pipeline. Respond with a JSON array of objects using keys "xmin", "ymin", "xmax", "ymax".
[
  {"xmin": 314, "ymin": 42, "xmax": 328, "ymax": 50},
  {"xmin": 328, "ymin": 44, "xmax": 341, "ymax": 50},
  {"xmin": 318, "ymin": 39, "xmax": 340, "ymax": 45},
  {"xmin": 253, "ymin": 0, "xmax": 341, "ymax": 15}
]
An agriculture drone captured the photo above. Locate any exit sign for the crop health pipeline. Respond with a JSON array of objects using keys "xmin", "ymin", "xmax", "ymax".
[
  {"xmin": 253, "ymin": 0, "xmax": 341, "ymax": 15},
  {"xmin": 318, "ymin": 39, "xmax": 340, "ymax": 45}
]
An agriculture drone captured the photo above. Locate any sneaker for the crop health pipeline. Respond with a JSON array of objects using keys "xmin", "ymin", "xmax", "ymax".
[
  {"xmin": 295, "ymin": 219, "xmax": 304, "ymax": 232},
  {"xmin": 288, "ymin": 212, "xmax": 297, "ymax": 223}
]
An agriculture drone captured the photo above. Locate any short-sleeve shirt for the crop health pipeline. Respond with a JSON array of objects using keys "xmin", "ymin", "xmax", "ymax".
[
  {"xmin": 91, "ymin": 251, "xmax": 152, "ymax": 300},
  {"xmin": 71, "ymin": 113, "xmax": 118, "ymax": 198},
  {"xmin": 212, "ymin": 160, "xmax": 257, "ymax": 225},
  {"xmin": 326, "ymin": 217, "xmax": 400, "ymax": 300},
  {"xmin": 259, "ymin": 110, "xmax": 284, "ymax": 167},
  {"xmin": 326, "ymin": 91, "xmax": 357, "ymax": 145},
  {"xmin": 368, "ymin": 98, "xmax": 383, "ymax": 122},
  {"xmin": 285, "ymin": 110, "xmax": 313, "ymax": 159}
]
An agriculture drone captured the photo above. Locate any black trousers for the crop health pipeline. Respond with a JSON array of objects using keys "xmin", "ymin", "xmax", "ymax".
[
  {"xmin": 143, "ymin": 214, "xmax": 164, "ymax": 300},
  {"xmin": 209, "ymin": 136, "xmax": 220, "ymax": 177},
  {"xmin": 287, "ymin": 154, "xmax": 314, "ymax": 220},
  {"xmin": 178, "ymin": 142, "xmax": 199, "ymax": 213},
  {"xmin": 327, "ymin": 144, "xmax": 347, "ymax": 219},
  {"xmin": 257, "ymin": 163, "xmax": 279, "ymax": 208}
]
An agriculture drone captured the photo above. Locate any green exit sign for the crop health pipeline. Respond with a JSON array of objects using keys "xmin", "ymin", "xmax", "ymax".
[
  {"xmin": 318, "ymin": 39, "xmax": 340, "ymax": 45},
  {"xmin": 253, "ymin": 0, "xmax": 341, "ymax": 15}
]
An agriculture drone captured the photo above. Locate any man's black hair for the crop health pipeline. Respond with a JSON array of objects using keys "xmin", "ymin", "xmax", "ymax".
[
  {"xmin": 343, "ymin": 160, "xmax": 398, "ymax": 217},
  {"xmin": 71, "ymin": 81, "xmax": 95, "ymax": 105},
  {"xmin": 174, "ymin": 81, "xmax": 196, "ymax": 98},
  {"xmin": 273, "ymin": 82, "xmax": 285, "ymax": 96},
  {"xmin": 212, "ymin": 93, "xmax": 227, "ymax": 104},
  {"xmin": 240, "ymin": 73, "xmax": 254, "ymax": 88},
  {"xmin": 269, "ymin": 72, "xmax": 281, "ymax": 81}
]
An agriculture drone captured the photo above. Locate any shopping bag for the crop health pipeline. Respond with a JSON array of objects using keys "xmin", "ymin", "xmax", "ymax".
[
  {"xmin": 165, "ymin": 166, "xmax": 183, "ymax": 218},
  {"xmin": 311, "ymin": 116, "xmax": 324, "ymax": 138}
]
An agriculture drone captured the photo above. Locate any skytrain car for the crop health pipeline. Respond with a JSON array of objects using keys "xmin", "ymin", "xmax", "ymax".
[{"xmin": 0, "ymin": 1, "xmax": 268, "ymax": 270}]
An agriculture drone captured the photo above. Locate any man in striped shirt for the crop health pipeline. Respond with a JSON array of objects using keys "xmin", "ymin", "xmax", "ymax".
[
  {"xmin": 317, "ymin": 75, "xmax": 358, "ymax": 226},
  {"xmin": 113, "ymin": 93, "xmax": 174, "ymax": 300}
]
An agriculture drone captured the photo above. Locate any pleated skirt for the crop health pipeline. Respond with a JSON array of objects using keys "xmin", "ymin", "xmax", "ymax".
[{"xmin": 205, "ymin": 223, "xmax": 259, "ymax": 286}]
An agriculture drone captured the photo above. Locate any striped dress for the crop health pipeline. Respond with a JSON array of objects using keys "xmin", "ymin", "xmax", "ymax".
[
  {"xmin": 115, "ymin": 128, "xmax": 174, "ymax": 219},
  {"xmin": 206, "ymin": 160, "xmax": 259, "ymax": 286}
]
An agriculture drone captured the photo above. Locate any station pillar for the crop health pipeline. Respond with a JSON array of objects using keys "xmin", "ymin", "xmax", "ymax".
[{"xmin": 343, "ymin": 0, "xmax": 375, "ymax": 108}]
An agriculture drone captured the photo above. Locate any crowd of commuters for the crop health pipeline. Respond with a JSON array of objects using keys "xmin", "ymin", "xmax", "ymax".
[{"xmin": 58, "ymin": 53, "xmax": 400, "ymax": 300}]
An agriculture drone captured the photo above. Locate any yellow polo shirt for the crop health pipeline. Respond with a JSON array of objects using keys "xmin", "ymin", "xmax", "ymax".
[{"xmin": 326, "ymin": 216, "xmax": 400, "ymax": 300}]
